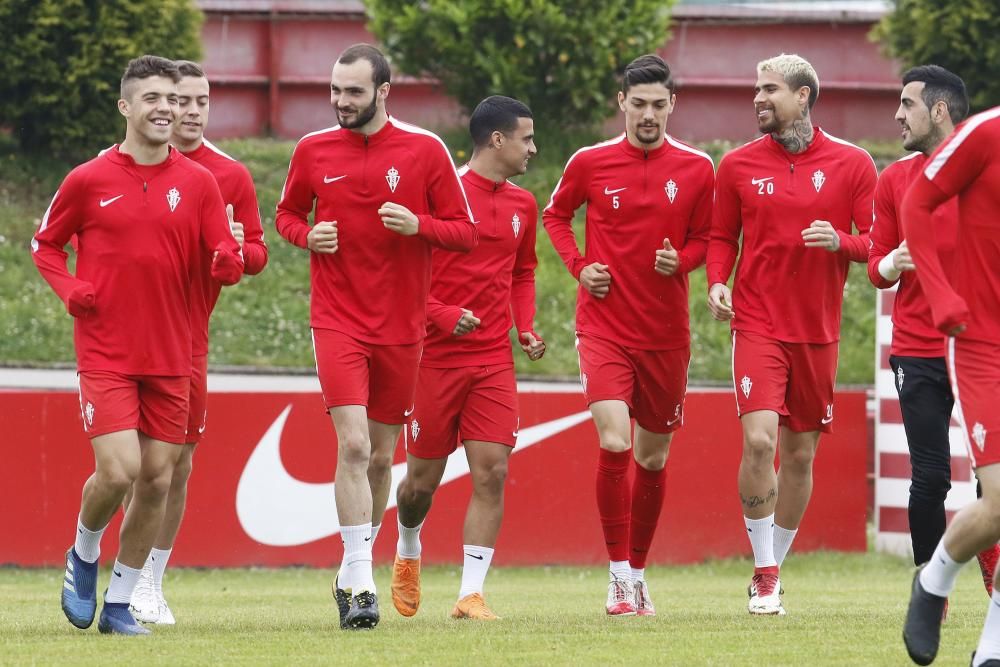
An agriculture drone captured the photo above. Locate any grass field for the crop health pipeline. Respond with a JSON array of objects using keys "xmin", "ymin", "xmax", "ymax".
[{"xmin": 0, "ymin": 553, "xmax": 992, "ymax": 665}]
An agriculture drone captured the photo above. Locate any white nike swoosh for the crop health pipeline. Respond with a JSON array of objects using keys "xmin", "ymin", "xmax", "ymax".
[
  {"xmin": 236, "ymin": 406, "xmax": 592, "ymax": 546},
  {"xmin": 666, "ymin": 416, "xmax": 681, "ymax": 426},
  {"xmin": 403, "ymin": 405, "xmax": 415, "ymax": 417},
  {"xmin": 821, "ymin": 417, "xmax": 834, "ymax": 424},
  {"xmin": 750, "ymin": 178, "xmax": 774, "ymax": 185},
  {"xmin": 99, "ymin": 195, "xmax": 124, "ymax": 207},
  {"xmin": 323, "ymin": 175, "xmax": 347, "ymax": 184},
  {"xmin": 604, "ymin": 187, "xmax": 627, "ymax": 195}
]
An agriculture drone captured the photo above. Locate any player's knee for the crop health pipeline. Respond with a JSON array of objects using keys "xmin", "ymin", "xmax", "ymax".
[
  {"xmin": 96, "ymin": 466, "xmax": 137, "ymax": 497},
  {"xmin": 368, "ymin": 450, "xmax": 394, "ymax": 476},
  {"xmin": 171, "ymin": 454, "xmax": 194, "ymax": 489},
  {"xmin": 743, "ymin": 430, "xmax": 777, "ymax": 463},
  {"xmin": 597, "ymin": 431, "xmax": 631, "ymax": 453},
  {"xmin": 782, "ymin": 444, "xmax": 817, "ymax": 472},
  {"xmin": 400, "ymin": 476, "xmax": 436, "ymax": 505},
  {"xmin": 911, "ymin": 466, "xmax": 951, "ymax": 501},
  {"xmin": 473, "ymin": 459, "xmax": 508, "ymax": 496},
  {"xmin": 337, "ymin": 432, "xmax": 370, "ymax": 468}
]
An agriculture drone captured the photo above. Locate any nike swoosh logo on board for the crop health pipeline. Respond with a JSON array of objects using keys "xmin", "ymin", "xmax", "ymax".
[
  {"xmin": 324, "ymin": 175, "xmax": 347, "ymax": 184},
  {"xmin": 236, "ymin": 407, "xmax": 592, "ymax": 546},
  {"xmin": 99, "ymin": 195, "xmax": 124, "ymax": 207},
  {"xmin": 603, "ymin": 187, "xmax": 626, "ymax": 195}
]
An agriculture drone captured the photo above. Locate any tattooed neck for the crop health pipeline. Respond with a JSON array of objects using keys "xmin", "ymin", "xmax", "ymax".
[{"xmin": 773, "ymin": 117, "xmax": 814, "ymax": 154}]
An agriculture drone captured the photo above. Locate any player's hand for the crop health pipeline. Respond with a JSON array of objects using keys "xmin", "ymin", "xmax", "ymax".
[
  {"xmin": 932, "ymin": 294, "xmax": 970, "ymax": 336},
  {"xmin": 654, "ymin": 237, "xmax": 680, "ymax": 276},
  {"xmin": 66, "ymin": 282, "xmax": 96, "ymax": 318},
  {"xmin": 307, "ymin": 220, "xmax": 338, "ymax": 254},
  {"xmin": 452, "ymin": 308, "xmax": 481, "ymax": 336},
  {"xmin": 519, "ymin": 331, "xmax": 546, "ymax": 361},
  {"xmin": 580, "ymin": 262, "xmax": 611, "ymax": 298},
  {"xmin": 707, "ymin": 282, "xmax": 734, "ymax": 321},
  {"xmin": 893, "ymin": 240, "xmax": 915, "ymax": 272},
  {"xmin": 379, "ymin": 202, "xmax": 419, "ymax": 236},
  {"xmin": 802, "ymin": 220, "xmax": 841, "ymax": 252},
  {"xmin": 227, "ymin": 204, "xmax": 245, "ymax": 247}
]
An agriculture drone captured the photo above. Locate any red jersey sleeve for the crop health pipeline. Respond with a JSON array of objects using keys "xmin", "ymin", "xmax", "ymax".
[
  {"xmin": 835, "ymin": 155, "xmax": 876, "ymax": 262},
  {"xmin": 542, "ymin": 153, "xmax": 590, "ymax": 280},
  {"xmin": 868, "ymin": 167, "xmax": 902, "ymax": 289},
  {"xmin": 706, "ymin": 154, "xmax": 742, "ymax": 286},
  {"xmin": 275, "ymin": 142, "xmax": 315, "ymax": 250},
  {"xmin": 200, "ymin": 178, "xmax": 245, "ymax": 285},
  {"xmin": 31, "ymin": 170, "xmax": 95, "ymax": 317},
  {"xmin": 903, "ymin": 135, "xmax": 989, "ymax": 333},
  {"xmin": 414, "ymin": 142, "xmax": 478, "ymax": 251},
  {"xmin": 678, "ymin": 163, "xmax": 714, "ymax": 275},
  {"xmin": 426, "ymin": 294, "xmax": 463, "ymax": 334},
  {"xmin": 232, "ymin": 164, "xmax": 268, "ymax": 275},
  {"xmin": 511, "ymin": 198, "xmax": 539, "ymax": 336}
]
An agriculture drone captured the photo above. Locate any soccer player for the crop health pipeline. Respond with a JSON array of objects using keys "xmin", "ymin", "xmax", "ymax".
[
  {"xmin": 31, "ymin": 55, "xmax": 243, "ymax": 635},
  {"xmin": 543, "ymin": 54, "xmax": 715, "ymax": 616},
  {"xmin": 868, "ymin": 66, "xmax": 999, "ymax": 601},
  {"xmin": 901, "ymin": 106, "xmax": 1000, "ymax": 666},
  {"xmin": 706, "ymin": 54, "xmax": 876, "ymax": 616},
  {"xmin": 275, "ymin": 43, "xmax": 476, "ymax": 630},
  {"xmin": 128, "ymin": 60, "xmax": 269, "ymax": 625},
  {"xmin": 390, "ymin": 96, "xmax": 544, "ymax": 621}
]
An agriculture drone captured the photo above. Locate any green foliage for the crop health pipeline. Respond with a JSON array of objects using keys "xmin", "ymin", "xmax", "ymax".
[
  {"xmin": 0, "ymin": 0, "xmax": 203, "ymax": 160},
  {"xmin": 366, "ymin": 0, "xmax": 675, "ymax": 132},
  {"xmin": 873, "ymin": 0, "xmax": 1000, "ymax": 112}
]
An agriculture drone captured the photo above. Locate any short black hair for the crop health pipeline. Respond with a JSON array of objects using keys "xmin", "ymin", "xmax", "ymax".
[
  {"xmin": 175, "ymin": 60, "xmax": 206, "ymax": 79},
  {"xmin": 337, "ymin": 43, "xmax": 391, "ymax": 87},
  {"xmin": 120, "ymin": 55, "xmax": 179, "ymax": 99},
  {"xmin": 902, "ymin": 65, "xmax": 969, "ymax": 125},
  {"xmin": 622, "ymin": 54, "xmax": 674, "ymax": 94},
  {"xmin": 469, "ymin": 96, "xmax": 533, "ymax": 148}
]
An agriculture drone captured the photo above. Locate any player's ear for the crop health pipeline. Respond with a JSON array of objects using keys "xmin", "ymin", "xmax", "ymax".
[
  {"xmin": 117, "ymin": 98, "xmax": 130, "ymax": 118},
  {"xmin": 618, "ymin": 90, "xmax": 627, "ymax": 112}
]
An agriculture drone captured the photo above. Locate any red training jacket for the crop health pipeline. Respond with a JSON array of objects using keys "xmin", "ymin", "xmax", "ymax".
[
  {"xmin": 707, "ymin": 129, "xmax": 877, "ymax": 344},
  {"xmin": 183, "ymin": 139, "xmax": 268, "ymax": 356},
  {"xmin": 422, "ymin": 166, "xmax": 539, "ymax": 368},
  {"xmin": 31, "ymin": 146, "xmax": 243, "ymax": 375},
  {"xmin": 543, "ymin": 133, "xmax": 715, "ymax": 350},
  {"xmin": 867, "ymin": 152, "xmax": 957, "ymax": 358},
  {"xmin": 275, "ymin": 117, "xmax": 477, "ymax": 345}
]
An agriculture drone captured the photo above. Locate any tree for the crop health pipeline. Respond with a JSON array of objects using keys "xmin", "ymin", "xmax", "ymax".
[
  {"xmin": 874, "ymin": 0, "xmax": 1000, "ymax": 112},
  {"xmin": 366, "ymin": 0, "xmax": 675, "ymax": 133},
  {"xmin": 0, "ymin": 0, "xmax": 203, "ymax": 160}
]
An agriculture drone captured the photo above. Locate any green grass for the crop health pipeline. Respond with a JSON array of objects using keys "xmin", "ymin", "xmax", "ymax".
[
  {"xmin": 0, "ymin": 134, "xmax": 901, "ymax": 383},
  {"xmin": 0, "ymin": 553, "xmax": 992, "ymax": 665}
]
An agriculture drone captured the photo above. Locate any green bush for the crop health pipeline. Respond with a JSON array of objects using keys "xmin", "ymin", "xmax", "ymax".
[
  {"xmin": 366, "ymin": 0, "xmax": 675, "ymax": 133},
  {"xmin": 0, "ymin": 0, "xmax": 202, "ymax": 160},
  {"xmin": 873, "ymin": 0, "xmax": 1000, "ymax": 112}
]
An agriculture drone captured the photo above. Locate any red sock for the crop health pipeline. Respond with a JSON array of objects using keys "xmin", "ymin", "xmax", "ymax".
[
  {"xmin": 596, "ymin": 448, "xmax": 631, "ymax": 562},
  {"xmin": 629, "ymin": 462, "xmax": 667, "ymax": 569}
]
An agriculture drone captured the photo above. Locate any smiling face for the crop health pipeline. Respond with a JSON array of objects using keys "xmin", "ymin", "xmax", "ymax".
[
  {"xmin": 618, "ymin": 82, "xmax": 675, "ymax": 148},
  {"xmin": 495, "ymin": 116, "xmax": 536, "ymax": 177},
  {"xmin": 119, "ymin": 75, "xmax": 179, "ymax": 147},
  {"xmin": 753, "ymin": 71, "xmax": 809, "ymax": 134},
  {"xmin": 173, "ymin": 75, "xmax": 210, "ymax": 150},
  {"xmin": 330, "ymin": 59, "xmax": 388, "ymax": 131}
]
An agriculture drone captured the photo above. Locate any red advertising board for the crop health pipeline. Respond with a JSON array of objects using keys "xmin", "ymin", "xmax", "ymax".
[{"xmin": 1, "ymin": 380, "xmax": 867, "ymax": 567}]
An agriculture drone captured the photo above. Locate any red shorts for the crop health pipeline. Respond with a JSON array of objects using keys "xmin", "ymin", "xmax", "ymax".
[
  {"xmin": 948, "ymin": 337, "xmax": 1000, "ymax": 468},
  {"xmin": 575, "ymin": 333, "xmax": 689, "ymax": 434},
  {"xmin": 77, "ymin": 371, "xmax": 189, "ymax": 444},
  {"xmin": 405, "ymin": 364, "xmax": 518, "ymax": 459},
  {"xmin": 312, "ymin": 328, "xmax": 422, "ymax": 424},
  {"xmin": 731, "ymin": 330, "xmax": 839, "ymax": 433},
  {"xmin": 185, "ymin": 354, "xmax": 208, "ymax": 445}
]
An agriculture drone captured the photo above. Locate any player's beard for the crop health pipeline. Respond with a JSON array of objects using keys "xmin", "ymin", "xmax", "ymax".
[
  {"xmin": 338, "ymin": 93, "xmax": 379, "ymax": 130},
  {"xmin": 903, "ymin": 124, "xmax": 944, "ymax": 156},
  {"xmin": 634, "ymin": 123, "xmax": 661, "ymax": 145}
]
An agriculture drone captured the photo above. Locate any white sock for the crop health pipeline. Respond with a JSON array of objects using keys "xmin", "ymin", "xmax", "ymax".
[
  {"xmin": 610, "ymin": 560, "xmax": 631, "ymax": 581},
  {"xmin": 631, "ymin": 567, "xmax": 645, "ymax": 582},
  {"xmin": 773, "ymin": 524, "xmax": 798, "ymax": 567},
  {"xmin": 74, "ymin": 516, "xmax": 106, "ymax": 563},
  {"xmin": 973, "ymin": 590, "xmax": 1000, "ymax": 666},
  {"xmin": 920, "ymin": 540, "xmax": 965, "ymax": 597},
  {"xmin": 370, "ymin": 523, "xmax": 381, "ymax": 548},
  {"xmin": 149, "ymin": 547, "xmax": 171, "ymax": 594},
  {"xmin": 459, "ymin": 545, "xmax": 494, "ymax": 599},
  {"xmin": 745, "ymin": 515, "xmax": 777, "ymax": 568},
  {"xmin": 105, "ymin": 560, "xmax": 142, "ymax": 604},
  {"xmin": 340, "ymin": 523, "xmax": 375, "ymax": 593},
  {"xmin": 397, "ymin": 518, "xmax": 423, "ymax": 559}
]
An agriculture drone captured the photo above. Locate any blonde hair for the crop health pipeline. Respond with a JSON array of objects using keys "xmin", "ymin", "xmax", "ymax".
[{"xmin": 757, "ymin": 54, "xmax": 819, "ymax": 109}]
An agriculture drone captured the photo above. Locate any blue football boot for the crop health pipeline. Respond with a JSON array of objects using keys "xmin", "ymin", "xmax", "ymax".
[
  {"xmin": 98, "ymin": 595, "xmax": 151, "ymax": 636},
  {"xmin": 61, "ymin": 548, "xmax": 98, "ymax": 629}
]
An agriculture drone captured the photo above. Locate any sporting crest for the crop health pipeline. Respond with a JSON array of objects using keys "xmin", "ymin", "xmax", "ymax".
[
  {"xmin": 812, "ymin": 170, "xmax": 826, "ymax": 193},
  {"xmin": 740, "ymin": 375, "xmax": 752, "ymax": 399},
  {"xmin": 386, "ymin": 166, "xmax": 400, "ymax": 193},
  {"xmin": 665, "ymin": 179, "xmax": 678, "ymax": 203},
  {"xmin": 166, "ymin": 187, "xmax": 181, "ymax": 212},
  {"xmin": 512, "ymin": 212, "xmax": 521, "ymax": 236}
]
